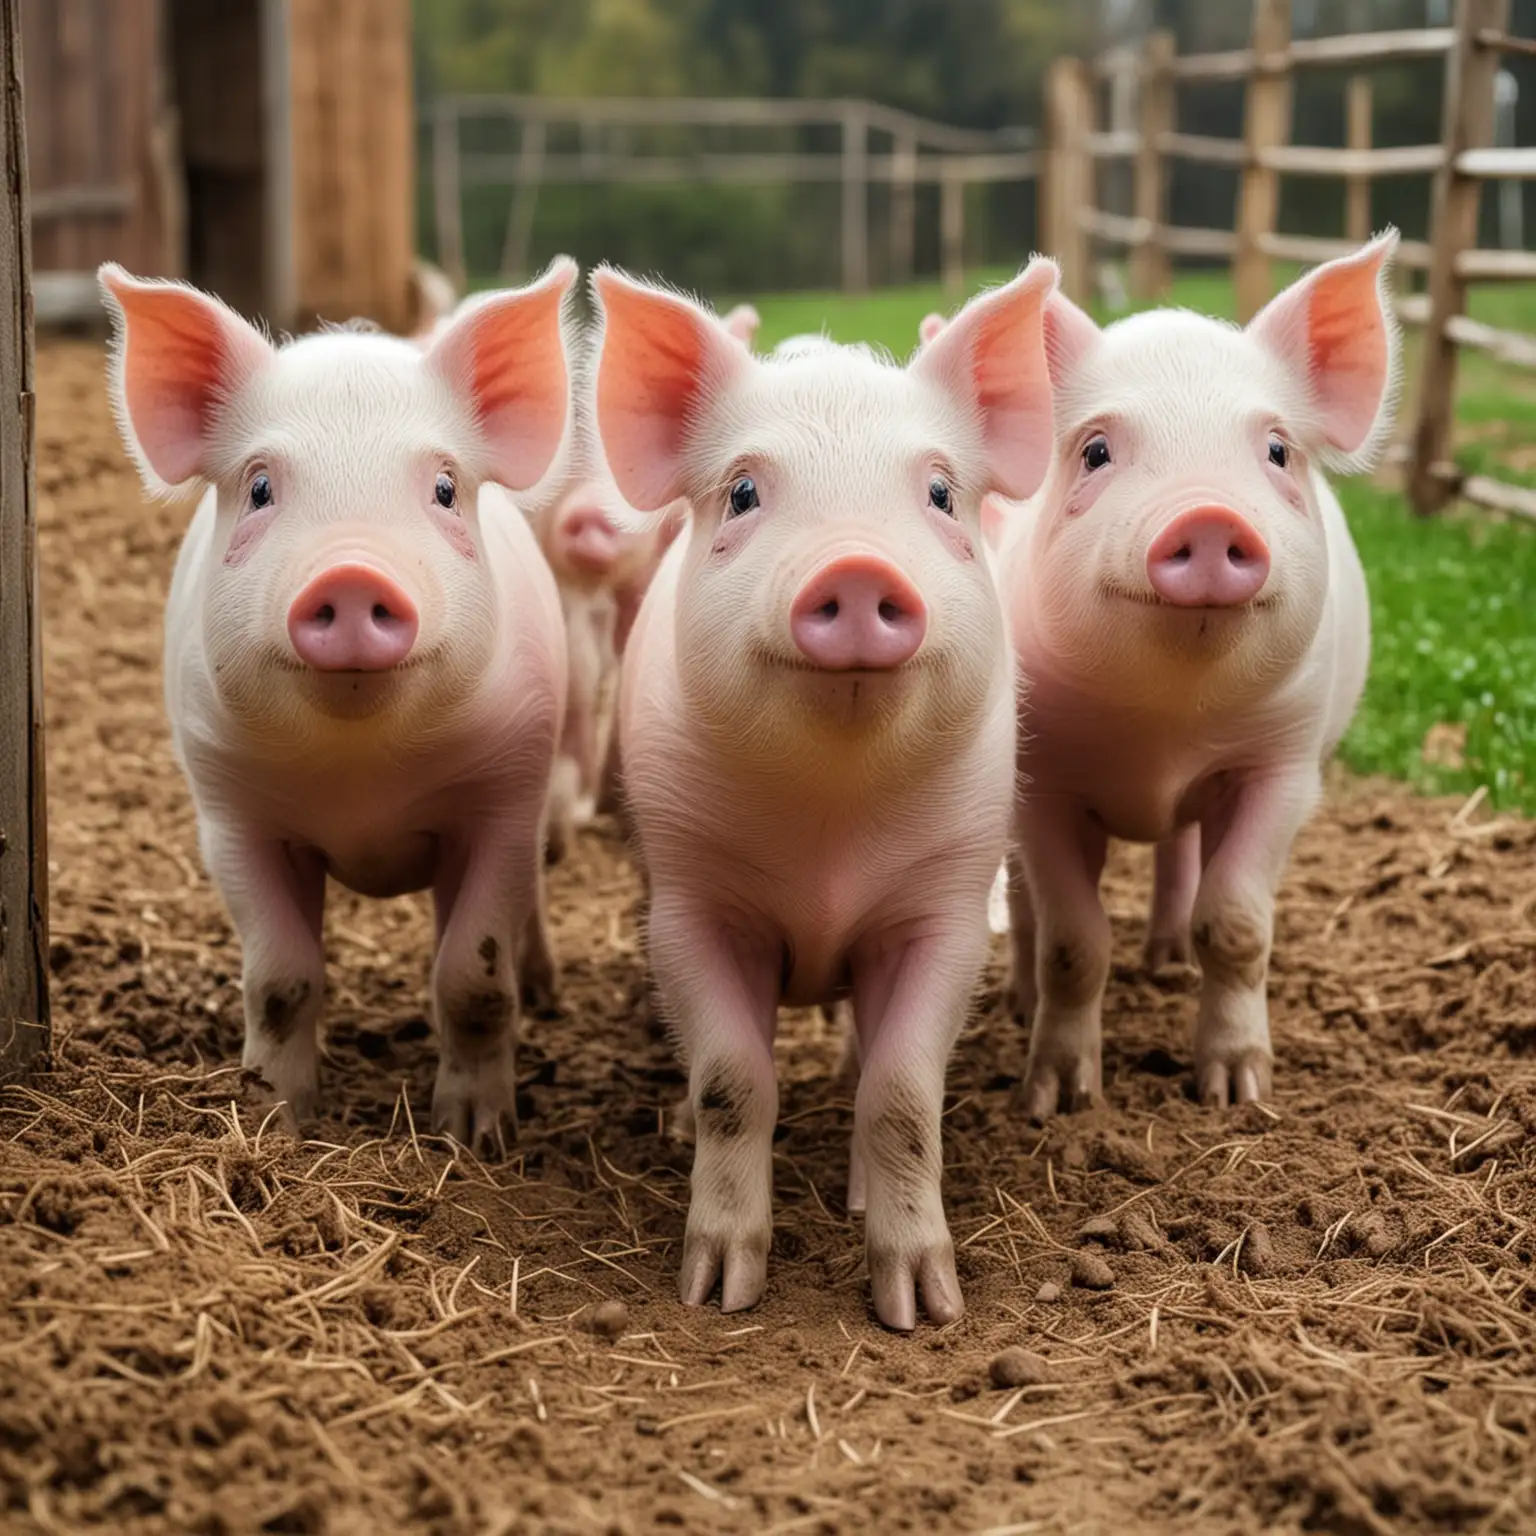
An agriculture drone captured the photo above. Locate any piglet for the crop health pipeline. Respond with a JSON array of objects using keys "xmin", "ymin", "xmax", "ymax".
[
  {"xmin": 527, "ymin": 302, "xmax": 761, "ymax": 850},
  {"xmin": 593, "ymin": 260, "xmax": 1057, "ymax": 1328},
  {"xmin": 99, "ymin": 258, "xmax": 577, "ymax": 1151},
  {"xmin": 992, "ymin": 233, "xmax": 1396, "ymax": 1112}
]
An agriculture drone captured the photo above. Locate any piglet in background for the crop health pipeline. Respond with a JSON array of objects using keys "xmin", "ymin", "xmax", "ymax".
[
  {"xmin": 524, "ymin": 302, "xmax": 761, "ymax": 854},
  {"xmin": 100, "ymin": 258, "xmax": 576, "ymax": 1153},
  {"xmin": 992, "ymin": 233, "xmax": 1397, "ymax": 1113},
  {"xmin": 594, "ymin": 260, "xmax": 1056, "ymax": 1328}
]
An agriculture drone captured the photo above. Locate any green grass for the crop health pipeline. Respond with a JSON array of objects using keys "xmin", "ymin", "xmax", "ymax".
[{"xmin": 729, "ymin": 269, "xmax": 1536, "ymax": 814}]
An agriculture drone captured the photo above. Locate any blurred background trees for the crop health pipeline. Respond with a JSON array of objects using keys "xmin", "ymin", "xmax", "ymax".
[{"xmin": 412, "ymin": 0, "xmax": 1536, "ymax": 294}]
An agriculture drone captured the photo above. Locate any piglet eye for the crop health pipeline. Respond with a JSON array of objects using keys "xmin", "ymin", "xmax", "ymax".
[
  {"xmin": 435, "ymin": 472, "xmax": 457, "ymax": 510},
  {"xmin": 1083, "ymin": 435, "xmax": 1111, "ymax": 472},
  {"xmin": 249, "ymin": 473, "xmax": 273, "ymax": 510},
  {"xmin": 727, "ymin": 476, "xmax": 759, "ymax": 518},
  {"xmin": 1268, "ymin": 437, "xmax": 1289, "ymax": 470},
  {"xmin": 928, "ymin": 477, "xmax": 953, "ymax": 516}
]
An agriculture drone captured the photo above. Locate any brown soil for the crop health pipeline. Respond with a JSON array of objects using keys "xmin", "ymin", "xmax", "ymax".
[{"xmin": 4, "ymin": 338, "xmax": 1535, "ymax": 1536}]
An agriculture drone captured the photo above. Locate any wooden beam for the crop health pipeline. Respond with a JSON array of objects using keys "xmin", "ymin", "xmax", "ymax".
[
  {"xmin": 1235, "ymin": 0, "xmax": 1292, "ymax": 323},
  {"xmin": 1157, "ymin": 131, "xmax": 1246, "ymax": 167},
  {"xmin": 890, "ymin": 132, "xmax": 916, "ymax": 285},
  {"xmin": 1259, "ymin": 143, "xmax": 1444, "ymax": 177},
  {"xmin": 0, "ymin": 0, "xmax": 49, "ymax": 1084},
  {"xmin": 840, "ymin": 103, "xmax": 868, "ymax": 294},
  {"xmin": 432, "ymin": 98, "xmax": 464, "ymax": 292},
  {"xmin": 1460, "ymin": 473, "xmax": 1536, "ymax": 520},
  {"xmin": 499, "ymin": 116, "xmax": 545, "ymax": 282},
  {"xmin": 1457, "ymin": 146, "xmax": 1536, "ymax": 178},
  {"xmin": 1399, "ymin": 291, "xmax": 1536, "ymax": 368},
  {"xmin": 458, "ymin": 149, "xmax": 1041, "ymax": 186},
  {"xmin": 940, "ymin": 167, "xmax": 964, "ymax": 297},
  {"xmin": 1130, "ymin": 31, "xmax": 1174, "ymax": 302},
  {"xmin": 1043, "ymin": 56, "xmax": 1092, "ymax": 305},
  {"xmin": 1345, "ymin": 71, "xmax": 1373, "ymax": 243},
  {"xmin": 1410, "ymin": 0, "xmax": 1510, "ymax": 517},
  {"xmin": 1476, "ymin": 27, "xmax": 1536, "ymax": 60}
]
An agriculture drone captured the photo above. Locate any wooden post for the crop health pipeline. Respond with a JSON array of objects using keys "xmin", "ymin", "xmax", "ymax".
[
  {"xmin": 433, "ymin": 98, "xmax": 465, "ymax": 292},
  {"xmin": 1234, "ymin": 0, "xmax": 1292, "ymax": 323},
  {"xmin": 891, "ymin": 132, "xmax": 916, "ymax": 285},
  {"xmin": 1345, "ymin": 76, "xmax": 1373, "ymax": 243},
  {"xmin": 1044, "ymin": 57, "xmax": 1091, "ymax": 306},
  {"xmin": 500, "ymin": 113, "xmax": 546, "ymax": 282},
  {"xmin": 1344, "ymin": 0, "xmax": 1373, "ymax": 245},
  {"xmin": 841, "ymin": 103, "xmax": 868, "ymax": 294},
  {"xmin": 1131, "ymin": 30, "xmax": 1175, "ymax": 301},
  {"xmin": 940, "ymin": 166, "xmax": 965, "ymax": 297},
  {"xmin": 1410, "ymin": 0, "xmax": 1510, "ymax": 516},
  {"xmin": 0, "ymin": 0, "xmax": 50, "ymax": 1085}
]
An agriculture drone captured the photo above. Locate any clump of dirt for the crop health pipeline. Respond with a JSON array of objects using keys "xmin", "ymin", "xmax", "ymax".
[{"xmin": 4, "ymin": 338, "xmax": 1534, "ymax": 1533}]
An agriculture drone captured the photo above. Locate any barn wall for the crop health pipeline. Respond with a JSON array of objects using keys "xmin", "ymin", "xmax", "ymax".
[
  {"xmin": 286, "ymin": 0, "xmax": 415, "ymax": 333},
  {"xmin": 20, "ymin": 0, "xmax": 177, "ymax": 280},
  {"xmin": 2, "ymin": 0, "xmax": 50, "ymax": 1081}
]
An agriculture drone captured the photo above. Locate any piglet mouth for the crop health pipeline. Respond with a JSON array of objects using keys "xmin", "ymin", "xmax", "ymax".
[{"xmin": 1100, "ymin": 581, "xmax": 1279, "ymax": 614}]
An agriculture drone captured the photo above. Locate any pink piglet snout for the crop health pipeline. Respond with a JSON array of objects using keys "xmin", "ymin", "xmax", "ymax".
[
  {"xmin": 287, "ymin": 563, "xmax": 420, "ymax": 672},
  {"xmin": 556, "ymin": 505, "xmax": 622, "ymax": 578},
  {"xmin": 789, "ymin": 554, "xmax": 928, "ymax": 671},
  {"xmin": 1146, "ymin": 506, "xmax": 1271, "ymax": 609}
]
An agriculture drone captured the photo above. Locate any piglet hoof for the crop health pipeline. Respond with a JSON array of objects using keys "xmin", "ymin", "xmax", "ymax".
[
  {"xmin": 1020, "ymin": 1056, "xmax": 1101, "ymax": 1119},
  {"xmin": 846, "ymin": 1140, "xmax": 867, "ymax": 1215},
  {"xmin": 250, "ymin": 1083, "xmax": 318, "ymax": 1139},
  {"xmin": 867, "ymin": 1235, "xmax": 963, "ymax": 1332},
  {"xmin": 1003, "ymin": 973, "xmax": 1037, "ymax": 1024},
  {"xmin": 431, "ymin": 1062, "xmax": 518, "ymax": 1158},
  {"xmin": 1195, "ymin": 1050, "xmax": 1272, "ymax": 1109},
  {"xmin": 678, "ymin": 1220, "xmax": 769, "ymax": 1313},
  {"xmin": 1144, "ymin": 932, "xmax": 1194, "ymax": 974}
]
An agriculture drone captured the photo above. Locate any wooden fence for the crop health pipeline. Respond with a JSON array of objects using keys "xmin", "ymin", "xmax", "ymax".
[
  {"xmin": 429, "ymin": 95, "xmax": 1038, "ymax": 297},
  {"xmin": 1, "ymin": 0, "xmax": 50, "ymax": 1082},
  {"xmin": 1043, "ymin": 0, "xmax": 1536, "ymax": 521}
]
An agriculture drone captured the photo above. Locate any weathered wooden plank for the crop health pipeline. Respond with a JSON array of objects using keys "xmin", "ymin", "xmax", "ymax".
[
  {"xmin": 0, "ymin": 0, "xmax": 50, "ymax": 1083},
  {"xmin": 1235, "ymin": 0, "xmax": 1292, "ymax": 323},
  {"xmin": 1411, "ymin": 0, "xmax": 1511, "ymax": 515}
]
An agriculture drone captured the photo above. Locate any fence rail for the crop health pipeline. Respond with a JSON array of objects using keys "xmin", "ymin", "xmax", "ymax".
[
  {"xmin": 1045, "ymin": 0, "xmax": 1536, "ymax": 522},
  {"xmin": 430, "ymin": 94, "xmax": 1037, "ymax": 296}
]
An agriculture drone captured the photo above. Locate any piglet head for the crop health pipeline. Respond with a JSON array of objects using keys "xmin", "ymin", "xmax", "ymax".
[
  {"xmin": 593, "ymin": 260, "xmax": 1056, "ymax": 760},
  {"xmin": 101, "ymin": 258, "xmax": 576, "ymax": 732},
  {"xmin": 1019, "ymin": 231, "xmax": 1398, "ymax": 702}
]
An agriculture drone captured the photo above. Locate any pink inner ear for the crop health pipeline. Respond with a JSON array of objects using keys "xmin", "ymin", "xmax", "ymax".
[
  {"xmin": 596, "ymin": 277, "xmax": 715, "ymax": 512},
  {"xmin": 459, "ymin": 284, "xmax": 570, "ymax": 490},
  {"xmin": 1042, "ymin": 292, "xmax": 1100, "ymax": 390},
  {"xmin": 929, "ymin": 268, "xmax": 1055, "ymax": 500},
  {"xmin": 1305, "ymin": 261, "xmax": 1388, "ymax": 453},
  {"xmin": 105, "ymin": 276, "xmax": 268, "ymax": 486}
]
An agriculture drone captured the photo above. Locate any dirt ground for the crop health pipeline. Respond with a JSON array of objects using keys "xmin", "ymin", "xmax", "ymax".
[{"xmin": 3, "ymin": 339, "xmax": 1535, "ymax": 1536}]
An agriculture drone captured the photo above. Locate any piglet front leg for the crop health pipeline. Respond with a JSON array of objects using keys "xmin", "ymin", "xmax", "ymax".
[
  {"xmin": 851, "ymin": 928, "xmax": 983, "ymax": 1331},
  {"xmin": 1145, "ymin": 824, "xmax": 1200, "ymax": 971},
  {"xmin": 649, "ymin": 896, "xmax": 780, "ymax": 1313},
  {"xmin": 202, "ymin": 821, "xmax": 327, "ymax": 1128},
  {"xmin": 430, "ymin": 819, "xmax": 552, "ymax": 1155},
  {"xmin": 1191, "ymin": 768, "xmax": 1320, "ymax": 1106},
  {"xmin": 1017, "ymin": 803, "xmax": 1110, "ymax": 1117}
]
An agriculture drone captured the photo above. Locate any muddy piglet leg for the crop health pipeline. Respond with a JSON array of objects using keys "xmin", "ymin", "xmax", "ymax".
[
  {"xmin": 1003, "ymin": 848, "xmax": 1036, "ymax": 1021},
  {"xmin": 430, "ymin": 819, "xmax": 546, "ymax": 1156},
  {"xmin": 202, "ymin": 820, "xmax": 327, "ymax": 1128},
  {"xmin": 1192, "ymin": 768, "xmax": 1320, "ymax": 1107},
  {"xmin": 649, "ymin": 896, "xmax": 780, "ymax": 1312},
  {"xmin": 851, "ymin": 927, "xmax": 986, "ymax": 1331},
  {"xmin": 1017, "ymin": 803, "xmax": 1110, "ymax": 1117},
  {"xmin": 1145, "ymin": 823, "xmax": 1200, "ymax": 971}
]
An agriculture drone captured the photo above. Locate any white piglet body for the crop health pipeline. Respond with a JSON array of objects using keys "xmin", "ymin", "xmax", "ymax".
[
  {"xmin": 595, "ymin": 261, "xmax": 1058, "ymax": 1329},
  {"xmin": 990, "ymin": 234, "xmax": 1397, "ymax": 1113},
  {"xmin": 102, "ymin": 259, "xmax": 579, "ymax": 1151}
]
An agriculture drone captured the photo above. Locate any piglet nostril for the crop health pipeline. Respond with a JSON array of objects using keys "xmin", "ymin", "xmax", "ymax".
[
  {"xmin": 818, "ymin": 599, "xmax": 840, "ymax": 621},
  {"xmin": 317, "ymin": 603, "xmax": 335, "ymax": 625},
  {"xmin": 372, "ymin": 603, "xmax": 391, "ymax": 623},
  {"xmin": 877, "ymin": 599, "xmax": 902, "ymax": 624}
]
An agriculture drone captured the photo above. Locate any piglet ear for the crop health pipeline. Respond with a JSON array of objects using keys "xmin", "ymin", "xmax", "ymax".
[
  {"xmin": 722, "ymin": 304, "xmax": 761, "ymax": 350},
  {"xmin": 1042, "ymin": 289, "xmax": 1102, "ymax": 389},
  {"xmin": 98, "ymin": 263, "xmax": 272, "ymax": 496},
  {"xmin": 918, "ymin": 312, "xmax": 947, "ymax": 346},
  {"xmin": 1248, "ymin": 229, "xmax": 1400, "ymax": 468},
  {"xmin": 914, "ymin": 256, "xmax": 1058, "ymax": 501},
  {"xmin": 592, "ymin": 268, "xmax": 751, "ymax": 512},
  {"xmin": 425, "ymin": 255, "xmax": 577, "ymax": 491}
]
